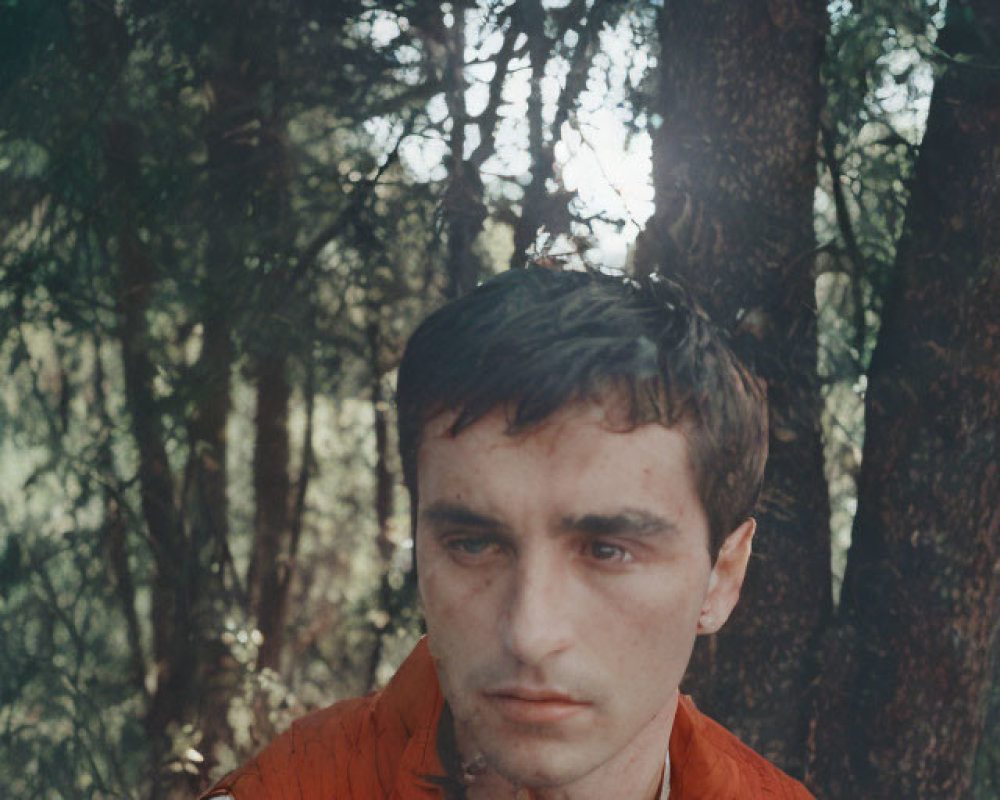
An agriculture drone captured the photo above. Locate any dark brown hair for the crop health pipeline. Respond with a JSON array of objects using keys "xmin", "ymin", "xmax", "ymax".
[{"xmin": 397, "ymin": 267, "xmax": 768, "ymax": 556}]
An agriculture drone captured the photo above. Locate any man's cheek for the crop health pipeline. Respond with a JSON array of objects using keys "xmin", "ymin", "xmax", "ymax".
[{"xmin": 425, "ymin": 569, "xmax": 497, "ymax": 629}]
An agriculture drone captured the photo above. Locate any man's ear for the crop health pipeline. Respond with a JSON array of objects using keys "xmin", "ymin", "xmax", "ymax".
[{"xmin": 697, "ymin": 518, "xmax": 755, "ymax": 635}]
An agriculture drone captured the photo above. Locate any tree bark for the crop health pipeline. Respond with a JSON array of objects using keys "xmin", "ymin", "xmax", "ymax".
[
  {"xmin": 509, "ymin": 0, "xmax": 550, "ymax": 269},
  {"xmin": 364, "ymin": 318, "xmax": 397, "ymax": 692},
  {"xmin": 105, "ymin": 119, "xmax": 195, "ymax": 761},
  {"xmin": 185, "ymin": 8, "xmax": 283, "ymax": 770},
  {"xmin": 183, "ymin": 316, "xmax": 233, "ymax": 563},
  {"xmin": 93, "ymin": 334, "xmax": 146, "ymax": 696},
  {"xmin": 250, "ymin": 354, "xmax": 292, "ymax": 672},
  {"xmin": 508, "ymin": 0, "xmax": 606, "ymax": 269},
  {"xmin": 201, "ymin": 0, "xmax": 298, "ymax": 680},
  {"xmin": 809, "ymin": 2, "xmax": 1000, "ymax": 795},
  {"xmin": 180, "ymin": 310, "xmax": 236, "ymax": 779},
  {"xmin": 443, "ymin": 0, "xmax": 487, "ymax": 298},
  {"xmin": 636, "ymin": 0, "xmax": 829, "ymax": 775}
]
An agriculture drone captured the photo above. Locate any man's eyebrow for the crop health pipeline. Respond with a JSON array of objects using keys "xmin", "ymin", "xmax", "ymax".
[
  {"xmin": 420, "ymin": 501, "xmax": 507, "ymax": 531},
  {"xmin": 559, "ymin": 509, "xmax": 677, "ymax": 537}
]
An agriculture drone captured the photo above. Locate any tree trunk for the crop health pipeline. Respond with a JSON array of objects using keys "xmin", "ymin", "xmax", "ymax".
[
  {"xmin": 180, "ymin": 310, "xmax": 235, "ymax": 777},
  {"xmin": 507, "ymin": 0, "xmax": 606, "ymax": 269},
  {"xmin": 809, "ymin": 2, "xmax": 1000, "ymax": 795},
  {"xmin": 509, "ymin": 0, "xmax": 550, "ymax": 269},
  {"xmin": 185, "ymin": 9, "xmax": 278, "ymax": 769},
  {"xmin": 364, "ymin": 319, "xmax": 397, "ymax": 692},
  {"xmin": 93, "ymin": 334, "xmax": 146, "ymax": 696},
  {"xmin": 636, "ymin": 0, "xmax": 829, "ymax": 775},
  {"xmin": 202, "ymin": 0, "xmax": 298, "ymax": 681},
  {"xmin": 443, "ymin": 0, "xmax": 486, "ymax": 298},
  {"xmin": 184, "ymin": 318, "xmax": 233, "ymax": 562},
  {"xmin": 105, "ymin": 120, "xmax": 196, "ymax": 780},
  {"xmin": 250, "ymin": 354, "xmax": 292, "ymax": 673}
]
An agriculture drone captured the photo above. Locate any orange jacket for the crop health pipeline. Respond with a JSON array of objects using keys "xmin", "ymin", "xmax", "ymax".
[{"xmin": 202, "ymin": 638, "xmax": 812, "ymax": 799}]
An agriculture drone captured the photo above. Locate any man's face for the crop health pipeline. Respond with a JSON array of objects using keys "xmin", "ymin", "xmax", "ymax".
[{"xmin": 416, "ymin": 400, "xmax": 752, "ymax": 795}]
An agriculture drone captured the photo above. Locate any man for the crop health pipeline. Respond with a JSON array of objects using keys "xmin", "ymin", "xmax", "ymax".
[{"xmin": 202, "ymin": 267, "xmax": 813, "ymax": 799}]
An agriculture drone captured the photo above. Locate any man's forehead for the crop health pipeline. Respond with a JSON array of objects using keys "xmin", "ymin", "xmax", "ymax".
[{"xmin": 416, "ymin": 400, "xmax": 697, "ymax": 493}]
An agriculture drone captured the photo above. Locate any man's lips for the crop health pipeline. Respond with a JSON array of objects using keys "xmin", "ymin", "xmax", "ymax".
[{"xmin": 483, "ymin": 687, "xmax": 590, "ymax": 724}]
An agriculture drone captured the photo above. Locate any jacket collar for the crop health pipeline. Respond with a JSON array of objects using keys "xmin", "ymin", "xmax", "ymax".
[
  {"xmin": 375, "ymin": 637, "xmax": 450, "ymax": 798},
  {"xmin": 669, "ymin": 694, "xmax": 742, "ymax": 798}
]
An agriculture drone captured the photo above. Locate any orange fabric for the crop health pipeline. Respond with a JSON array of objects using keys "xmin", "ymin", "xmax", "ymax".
[
  {"xmin": 668, "ymin": 695, "xmax": 813, "ymax": 799},
  {"xmin": 202, "ymin": 638, "xmax": 813, "ymax": 799}
]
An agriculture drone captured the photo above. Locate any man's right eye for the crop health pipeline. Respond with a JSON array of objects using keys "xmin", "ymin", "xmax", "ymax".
[{"xmin": 443, "ymin": 535, "xmax": 499, "ymax": 558}]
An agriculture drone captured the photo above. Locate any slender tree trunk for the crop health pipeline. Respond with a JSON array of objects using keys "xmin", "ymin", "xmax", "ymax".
[
  {"xmin": 250, "ymin": 355, "xmax": 292, "ymax": 672},
  {"xmin": 364, "ymin": 319, "xmax": 397, "ymax": 692},
  {"xmin": 278, "ymin": 339, "xmax": 316, "ymax": 633},
  {"xmin": 369, "ymin": 320, "xmax": 395, "ymax": 566},
  {"xmin": 509, "ymin": 0, "xmax": 550, "ymax": 268},
  {"xmin": 180, "ymin": 310, "xmax": 235, "ymax": 777},
  {"xmin": 508, "ymin": 0, "xmax": 606, "ymax": 269},
  {"xmin": 810, "ymin": 2, "xmax": 1000, "ymax": 795},
  {"xmin": 636, "ymin": 0, "xmax": 829, "ymax": 775},
  {"xmin": 249, "ymin": 167, "xmax": 298, "ymax": 676},
  {"xmin": 93, "ymin": 334, "xmax": 146, "ymax": 695},
  {"xmin": 184, "ymin": 313, "xmax": 232, "ymax": 563},
  {"xmin": 201, "ymin": 0, "xmax": 299, "ymax": 682},
  {"xmin": 443, "ymin": 0, "xmax": 486, "ymax": 298},
  {"xmin": 185, "ymin": 9, "xmax": 276, "ymax": 769},
  {"xmin": 105, "ymin": 120, "xmax": 195, "ymax": 779},
  {"xmin": 96, "ymin": 8, "xmax": 239, "ymax": 788}
]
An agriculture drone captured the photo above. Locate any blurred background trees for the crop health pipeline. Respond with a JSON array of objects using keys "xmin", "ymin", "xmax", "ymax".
[{"xmin": 0, "ymin": 1, "xmax": 995, "ymax": 798}]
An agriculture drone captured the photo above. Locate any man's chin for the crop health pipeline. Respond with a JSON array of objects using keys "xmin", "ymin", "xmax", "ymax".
[
  {"xmin": 452, "ymin": 696, "xmax": 601, "ymax": 790},
  {"xmin": 476, "ymin": 738, "xmax": 595, "ymax": 792}
]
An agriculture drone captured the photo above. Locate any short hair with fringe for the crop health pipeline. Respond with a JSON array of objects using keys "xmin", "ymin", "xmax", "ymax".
[{"xmin": 396, "ymin": 267, "xmax": 768, "ymax": 557}]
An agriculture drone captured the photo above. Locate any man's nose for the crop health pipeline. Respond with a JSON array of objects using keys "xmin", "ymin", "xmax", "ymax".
[{"xmin": 501, "ymin": 550, "xmax": 574, "ymax": 666}]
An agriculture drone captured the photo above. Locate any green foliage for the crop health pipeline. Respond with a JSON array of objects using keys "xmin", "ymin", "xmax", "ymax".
[
  {"xmin": 0, "ymin": 332, "xmax": 149, "ymax": 797},
  {"xmin": 0, "ymin": 0, "xmax": 441, "ymax": 792}
]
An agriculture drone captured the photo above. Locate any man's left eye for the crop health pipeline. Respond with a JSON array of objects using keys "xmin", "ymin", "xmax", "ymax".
[{"xmin": 588, "ymin": 541, "xmax": 633, "ymax": 563}]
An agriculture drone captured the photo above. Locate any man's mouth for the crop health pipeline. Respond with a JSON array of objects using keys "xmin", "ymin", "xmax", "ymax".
[{"xmin": 483, "ymin": 687, "xmax": 590, "ymax": 724}]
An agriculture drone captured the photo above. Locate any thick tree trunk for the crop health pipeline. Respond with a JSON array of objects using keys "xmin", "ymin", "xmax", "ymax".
[
  {"xmin": 636, "ymin": 0, "xmax": 829, "ymax": 775},
  {"xmin": 809, "ymin": 2, "xmax": 1000, "ymax": 796}
]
